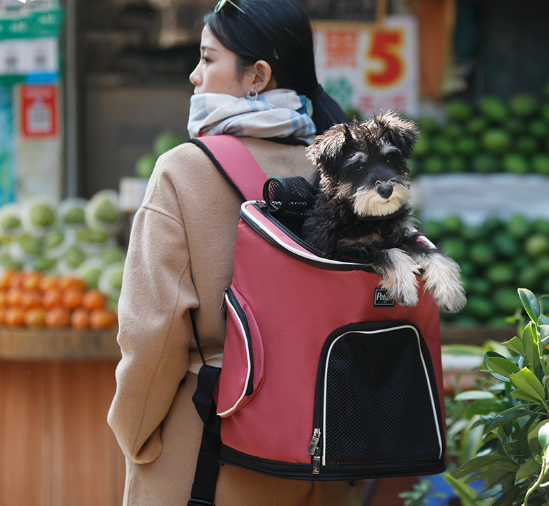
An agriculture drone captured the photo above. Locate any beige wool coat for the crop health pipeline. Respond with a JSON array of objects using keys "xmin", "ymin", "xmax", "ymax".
[{"xmin": 108, "ymin": 137, "xmax": 363, "ymax": 506}]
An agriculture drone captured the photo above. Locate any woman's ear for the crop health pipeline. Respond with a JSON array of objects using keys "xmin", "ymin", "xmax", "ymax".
[{"xmin": 250, "ymin": 60, "xmax": 276, "ymax": 93}]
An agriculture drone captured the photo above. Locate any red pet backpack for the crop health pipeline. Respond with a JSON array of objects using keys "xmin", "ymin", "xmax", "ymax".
[{"xmin": 187, "ymin": 135, "xmax": 446, "ymax": 506}]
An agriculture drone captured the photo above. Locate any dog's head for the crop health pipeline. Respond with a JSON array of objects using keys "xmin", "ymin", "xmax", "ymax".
[{"xmin": 306, "ymin": 111, "xmax": 418, "ymax": 218}]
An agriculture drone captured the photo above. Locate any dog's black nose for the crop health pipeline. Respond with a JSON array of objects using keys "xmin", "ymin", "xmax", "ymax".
[{"xmin": 377, "ymin": 185, "xmax": 393, "ymax": 199}]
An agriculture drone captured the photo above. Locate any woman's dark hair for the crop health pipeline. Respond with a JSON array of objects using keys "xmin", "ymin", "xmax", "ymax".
[{"xmin": 204, "ymin": 0, "xmax": 348, "ymax": 134}]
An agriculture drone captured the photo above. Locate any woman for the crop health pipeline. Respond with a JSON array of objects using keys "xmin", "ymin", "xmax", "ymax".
[{"xmin": 108, "ymin": 0, "xmax": 361, "ymax": 504}]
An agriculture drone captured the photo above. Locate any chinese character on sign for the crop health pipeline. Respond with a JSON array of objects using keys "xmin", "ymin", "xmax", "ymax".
[{"xmin": 325, "ymin": 30, "xmax": 359, "ymax": 68}]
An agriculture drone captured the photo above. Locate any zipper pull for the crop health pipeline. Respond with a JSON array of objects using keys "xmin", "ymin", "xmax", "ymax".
[
  {"xmin": 312, "ymin": 447, "xmax": 321, "ymax": 475},
  {"xmin": 220, "ymin": 288, "xmax": 228, "ymax": 310},
  {"xmin": 308, "ymin": 428, "xmax": 321, "ymax": 455}
]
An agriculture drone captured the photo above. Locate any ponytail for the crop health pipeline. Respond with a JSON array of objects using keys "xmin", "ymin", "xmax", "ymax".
[{"xmin": 306, "ymin": 85, "xmax": 349, "ymax": 135}]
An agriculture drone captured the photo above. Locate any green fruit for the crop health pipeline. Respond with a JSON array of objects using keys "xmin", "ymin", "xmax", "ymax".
[
  {"xmin": 441, "ymin": 215, "xmax": 464, "ymax": 234},
  {"xmin": 413, "ymin": 133, "xmax": 430, "ymax": 158},
  {"xmin": 30, "ymin": 203, "xmax": 55, "ymax": 227},
  {"xmin": 493, "ymin": 287, "xmax": 521, "ymax": 314},
  {"xmin": 135, "ymin": 154, "xmax": 157, "ymax": 179},
  {"xmin": 82, "ymin": 268, "xmax": 102, "ymax": 290},
  {"xmin": 45, "ymin": 230, "xmax": 64, "ymax": 249},
  {"xmin": 466, "ymin": 278, "xmax": 490, "ymax": 296},
  {"xmin": 420, "ymin": 220, "xmax": 443, "ymax": 243},
  {"xmin": 93, "ymin": 199, "xmax": 119, "ymax": 224},
  {"xmin": 532, "ymin": 219, "xmax": 549, "ymax": 235},
  {"xmin": 462, "ymin": 226, "xmax": 483, "ymax": 241},
  {"xmin": 532, "ymin": 154, "xmax": 549, "ymax": 175},
  {"xmin": 529, "ymin": 120, "xmax": 549, "ymax": 138},
  {"xmin": 19, "ymin": 235, "xmax": 41, "ymax": 256},
  {"xmin": 482, "ymin": 216, "xmax": 505, "ymax": 234},
  {"xmin": 466, "ymin": 117, "xmax": 488, "ymax": 135},
  {"xmin": 442, "ymin": 123, "xmax": 464, "ymax": 139},
  {"xmin": 64, "ymin": 245, "xmax": 86, "ymax": 269},
  {"xmin": 509, "ymin": 94, "xmax": 538, "ymax": 118},
  {"xmin": 440, "ymin": 238, "xmax": 467, "ymax": 262},
  {"xmin": 34, "ymin": 257, "xmax": 57, "ymax": 273},
  {"xmin": 518, "ymin": 266, "xmax": 541, "ymax": 290},
  {"xmin": 63, "ymin": 207, "xmax": 85, "ymax": 225},
  {"xmin": 479, "ymin": 96, "xmax": 508, "ymax": 123},
  {"xmin": 492, "ymin": 232, "xmax": 519, "ymax": 258},
  {"xmin": 423, "ymin": 156, "xmax": 445, "ymax": 175},
  {"xmin": 482, "ymin": 129, "xmax": 511, "ymax": 154},
  {"xmin": 466, "ymin": 295, "xmax": 494, "ymax": 321},
  {"xmin": 524, "ymin": 233, "xmax": 549, "ymax": 259},
  {"xmin": 502, "ymin": 153, "xmax": 529, "ymax": 174},
  {"xmin": 447, "ymin": 155, "xmax": 467, "ymax": 173},
  {"xmin": 447, "ymin": 99, "xmax": 473, "ymax": 122},
  {"xmin": 457, "ymin": 136, "xmax": 479, "ymax": 156},
  {"xmin": 507, "ymin": 215, "xmax": 530, "ymax": 239},
  {"xmin": 0, "ymin": 215, "xmax": 21, "ymax": 230},
  {"xmin": 470, "ymin": 242, "xmax": 496, "ymax": 266},
  {"xmin": 516, "ymin": 136, "xmax": 539, "ymax": 154},
  {"xmin": 486, "ymin": 263, "xmax": 515, "ymax": 285},
  {"xmin": 153, "ymin": 131, "xmax": 184, "ymax": 157},
  {"xmin": 431, "ymin": 136, "xmax": 454, "ymax": 156},
  {"xmin": 472, "ymin": 154, "xmax": 498, "ymax": 173},
  {"xmin": 101, "ymin": 245, "xmax": 125, "ymax": 265}
]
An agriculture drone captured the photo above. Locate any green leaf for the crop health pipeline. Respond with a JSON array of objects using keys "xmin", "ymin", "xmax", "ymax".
[
  {"xmin": 522, "ymin": 322, "xmax": 540, "ymax": 369},
  {"xmin": 465, "ymin": 398, "xmax": 501, "ymax": 416},
  {"xmin": 510, "ymin": 390, "xmax": 541, "ymax": 403},
  {"xmin": 452, "ymin": 454, "xmax": 508, "ymax": 479},
  {"xmin": 502, "ymin": 336, "xmax": 525, "ymax": 356},
  {"xmin": 454, "ymin": 390, "xmax": 497, "ymax": 401},
  {"xmin": 442, "ymin": 472, "xmax": 480, "ymax": 505},
  {"xmin": 485, "ymin": 357, "xmax": 520, "ymax": 377},
  {"xmin": 510, "ymin": 367, "xmax": 546, "ymax": 401},
  {"xmin": 485, "ymin": 409, "xmax": 538, "ymax": 431},
  {"xmin": 519, "ymin": 288, "xmax": 541, "ymax": 323},
  {"xmin": 516, "ymin": 457, "xmax": 541, "ymax": 481},
  {"xmin": 491, "ymin": 482, "xmax": 528, "ymax": 506},
  {"xmin": 528, "ymin": 420, "xmax": 549, "ymax": 450}
]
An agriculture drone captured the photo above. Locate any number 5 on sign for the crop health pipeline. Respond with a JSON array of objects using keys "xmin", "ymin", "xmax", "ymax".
[{"xmin": 365, "ymin": 29, "xmax": 405, "ymax": 88}]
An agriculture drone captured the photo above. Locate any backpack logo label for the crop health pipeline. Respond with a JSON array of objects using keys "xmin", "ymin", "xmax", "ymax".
[{"xmin": 373, "ymin": 288, "xmax": 395, "ymax": 307}]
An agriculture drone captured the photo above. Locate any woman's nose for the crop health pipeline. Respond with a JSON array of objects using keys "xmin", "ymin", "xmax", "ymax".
[{"xmin": 189, "ymin": 66, "xmax": 200, "ymax": 86}]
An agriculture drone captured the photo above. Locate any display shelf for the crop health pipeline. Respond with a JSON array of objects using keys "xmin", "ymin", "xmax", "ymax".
[{"xmin": 0, "ymin": 327, "xmax": 120, "ymax": 361}]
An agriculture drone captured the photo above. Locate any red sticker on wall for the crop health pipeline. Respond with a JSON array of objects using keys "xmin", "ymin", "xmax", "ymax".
[{"xmin": 21, "ymin": 85, "xmax": 58, "ymax": 138}]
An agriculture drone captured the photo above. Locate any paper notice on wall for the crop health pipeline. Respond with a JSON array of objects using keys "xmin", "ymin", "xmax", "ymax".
[
  {"xmin": 314, "ymin": 15, "xmax": 419, "ymax": 118},
  {"xmin": 20, "ymin": 84, "xmax": 57, "ymax": 137}
]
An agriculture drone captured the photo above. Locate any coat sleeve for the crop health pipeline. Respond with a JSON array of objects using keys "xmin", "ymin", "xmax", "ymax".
[{"xmin": 107, "ymin": 151, "xmax": 198, "ymax": 464}]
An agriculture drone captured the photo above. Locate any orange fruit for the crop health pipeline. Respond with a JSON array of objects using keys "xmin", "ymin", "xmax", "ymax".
[
  {"xmin": 43, "ymin": 288, "xmax": 63, "ymax": 309},
  {"xmin": 21, "ymin": 290, "xmax": 43, "ymax": 309},
  {"xmin": 5, "ymin": 306, "xmax": 26, "ymax": 326},
  {"xmin": 82, "ymin": 290, "xmax": 106, "ymax": 311},
  {"xmin": 0, "ymin": 270, "xmax": 15, "ymax": 290},
  {"xmin": 0, "ymin": 306, "xmax": 6, "ymax": 325},
  {"xmin": 0, "ymin": 289, "xmax": 7, "ymax": 307},
  {"xmin": 62, "ymin": 287, "xmax": 84, "ymax": 311},
  {"xmin": 45, "ymin": 306, "xmax": 71, "ymax": 328},
  {"xmin": 6, "ymin": 287, "xmax": 24, "ymax": 307},
  {"xmin": 25, "ymin": 307, "xmax": 47, "ymax": 328},
  {"xmin": 58, "ymin": 276, "xmax": 87, "ymax": 292},
  {"xmin": 39, "ymin": 275, "xmax": 59, "ymax": 292},
  {"xmin": 22, "ymin": 272, "xmax": 43, "ymax": 291},
  {"xmin": 90, "ymin": 308, "xmax": 115, "ymax": 329},
  {"xmin": 8, "ymin": 271, "xmax": 25, "ymax": 289},
  {"xmin": 71, "ymin": 308, "xmax": 90, "ymax": 329}
]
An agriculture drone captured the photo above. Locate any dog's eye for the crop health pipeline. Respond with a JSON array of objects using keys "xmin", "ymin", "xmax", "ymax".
[{"xmin": 355, "ymin": 164, "xmax": 365, "ymax": 172}]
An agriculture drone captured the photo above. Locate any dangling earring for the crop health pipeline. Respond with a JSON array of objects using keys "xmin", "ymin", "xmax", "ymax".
[{"xmin": 246, "ymin": 88, "xmax": 258, "ymax": 101}]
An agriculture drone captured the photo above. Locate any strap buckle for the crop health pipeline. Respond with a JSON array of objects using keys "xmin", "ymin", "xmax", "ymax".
[{"xmin": 188, "ymin": 500, "xmax": 216, "ymax": 506}]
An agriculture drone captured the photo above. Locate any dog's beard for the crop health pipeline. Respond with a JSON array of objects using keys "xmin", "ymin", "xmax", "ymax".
[{"xmin": 352, "ymin": 183, "xmax": 410, "ymax": 217}]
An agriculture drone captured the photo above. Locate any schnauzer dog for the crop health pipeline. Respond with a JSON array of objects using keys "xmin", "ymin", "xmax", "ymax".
[{"xmin": 302, "ymin": 112, "xmax": 467, "ymax": 313}]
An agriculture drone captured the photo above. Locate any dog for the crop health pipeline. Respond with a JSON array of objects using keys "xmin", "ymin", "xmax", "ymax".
[{"xmin": 302, "ymin": 112, "xmax": 467, "ymax": 313}]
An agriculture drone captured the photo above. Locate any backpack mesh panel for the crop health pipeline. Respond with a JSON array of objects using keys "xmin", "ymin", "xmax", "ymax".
[{"xmin": 324, "ymin": 327, "xmax": 441, "ymax": 466}]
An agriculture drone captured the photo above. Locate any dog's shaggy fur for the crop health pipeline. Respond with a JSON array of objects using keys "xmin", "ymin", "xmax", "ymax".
[{"xmin": 302, "ymin": 112, "xmax": 467, "ymax": 313}]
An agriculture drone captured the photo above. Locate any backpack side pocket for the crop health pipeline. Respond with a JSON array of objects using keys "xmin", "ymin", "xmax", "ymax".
[{"xmin": 217, "ymin": 286, "xmax": 265, "ymax": 417}]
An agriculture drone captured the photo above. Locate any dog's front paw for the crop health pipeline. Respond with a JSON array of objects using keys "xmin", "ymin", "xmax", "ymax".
[
  {"xmin": 416, "ymin": 253, "xmax": 467, "ymax": 313},
  {"xmin": 381, "ymin": 249, "xmax": 420, "ymax": 307}
]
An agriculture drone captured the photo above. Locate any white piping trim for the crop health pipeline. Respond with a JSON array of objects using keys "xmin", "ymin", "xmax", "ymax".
[
  {"xmin": 217, "ymin": 295, "xmax": 252, "ymax": 417},
  {"xmin": 321, "ymin": 325, "xmax": 443, "ymax": 466},
  {"xmin": 241, "ymin": 202, "xmax": 364, "ymax": 267}
]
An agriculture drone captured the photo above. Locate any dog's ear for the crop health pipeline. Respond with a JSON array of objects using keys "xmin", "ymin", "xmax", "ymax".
[
  {"xmin": 378, "ymin": 111, "xmax": 418, "ymax": 159},
  {"xmin": 306, "ymin": 122, "xmax": 354, "ymax": 175}
]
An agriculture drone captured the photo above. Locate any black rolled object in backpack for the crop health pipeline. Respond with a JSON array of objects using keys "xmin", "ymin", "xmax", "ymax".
[{"xmin": 263, "ymin": 176, "xmax": 319, "ymax": 219}]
